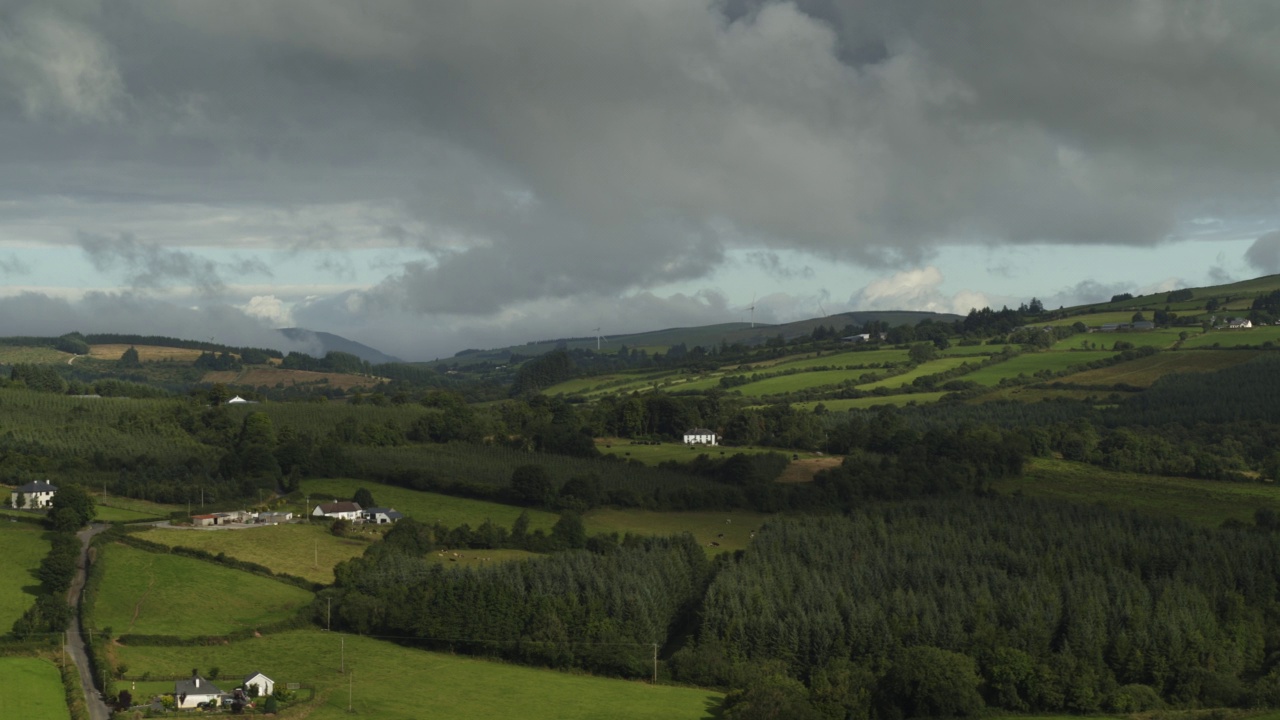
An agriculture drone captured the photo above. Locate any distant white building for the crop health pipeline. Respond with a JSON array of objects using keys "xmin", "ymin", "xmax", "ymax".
[
  {"xmin": 227, "ymin": 395, "xmax": 251, "ymax": 404},
  {"xmin": 1227, "ymin": 318, "xmax": 1253, "ymax": 329},
  {"xmin": 243, "ymin": 671, "xmax": 274, "ymax": 698},
  {"xmin": 312, "ymin": 502, "xmax": 362, "ymax": 521},
  {"xmin": 363, "ymin": 507, "xmax": 404, "ymax": 524},
  {"xmin": 10, "ymin": 480, "xmax": 57, "ymax": 509},
  {"xmin": 683, "ymin": 428, "xmax": 718, "ymax": 446}
]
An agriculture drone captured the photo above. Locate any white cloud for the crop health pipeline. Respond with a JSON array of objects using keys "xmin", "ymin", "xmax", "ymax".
[{"xmin": 240, "ymin": 295, "xmax": 293, "ymax": 327}]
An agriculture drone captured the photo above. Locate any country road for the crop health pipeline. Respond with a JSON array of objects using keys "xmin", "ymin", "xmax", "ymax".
[{"xmin": 65, "ymin": 522, "xmax": 112, "ymax": 720}]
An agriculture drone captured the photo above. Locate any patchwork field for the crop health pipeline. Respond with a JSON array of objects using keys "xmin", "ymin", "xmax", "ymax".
[
  {"xmin": 596, "ymin": 440, "xmax": 822, "ymax": 465},
  {"xmin": 139, "ymin": 523, "xmax": 372, "ymax": 585},
  {"xmin": 855, "ymin": 357, "xmax": 974, "ymax": 390},
  {"xmin": 1182, "ymin": 326, "xmax": 1280, "ymax": 348},
  {"xmin": 582, "ymin": 508, "xmax": 767, "ymax": 555},
  {"xmin": 0, "ymin": 657, "xmax": 69, "ymax": 720},
  {"xmin": 202, "ymin": 366, "xmax": 385, "ymax": 391},
  {"xmin": 94, "ymin": 494, "xmax": 179, "ymax": 520},
  {"xmin": 0, "ymin": 345, "xmax": 71, "ymax": 364},
  {"xmin": 960, "ymin": 351, "xmax": 1117, "ymax": 386},
  {"xmin": 115, "ymin": 630, "xmax": 720, "ymax": 720},
  {"xmin": 88, "ymin": 344, "xmax": 207, "ymax": 362},
  {"xmin": 992, "ymin": 457, "xmax": 1280, "ymax": 527},
  {"xmin": 1053, "ymin": 349, "xmax": 1260, "ymax": 387},
  {"xmin": 0, "ymin": 522, "xmax": 49, "ymax": 630},
  {"xmin": 93, "ymin": 544, "xmax": 313, "ymax": 637},
  {"xmin": 1053, "ymin": 329, "xmax": 1185, "ymax": 352},
  {"xmin": 299, "ymin": 479, "xmax": 560, "ymax": 532},
  {"xmin": 790, "ymin": 392, "xmax": 950, "ymax": 411}
]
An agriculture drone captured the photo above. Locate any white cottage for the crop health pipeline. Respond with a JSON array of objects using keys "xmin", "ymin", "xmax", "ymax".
[
  {"xmin": 243, "ymin": 671, "xmax": 275, "ymax": 698},
  {"xmin": 175, "ymin": 673, "xmax": 223, "ymax": 709},
  {"xmin": 312, "ymin": 502, "xmax": 363, "ymax": 521},
  {"xmin": 10, "ymin": 480, "xmax": 57, "ymax": 509},
  {"xmin": 682, "ymin": 428, "xmax": 718, "ymax": 446}
]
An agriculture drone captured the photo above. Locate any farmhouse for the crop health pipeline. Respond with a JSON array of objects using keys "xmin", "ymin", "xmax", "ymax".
[
  {"xmin": 1227, "ymin": 318, "xmax": 1253, "ymax": 329},
  {"xmin": 683, "ymin": 428, "xmax": 718, "ymax": 446},
  {"xmin": 363, "ymin": 507, "xmax": 404, "ymax": 524},
  {"xmin": 313, "ymin": 501, "xmax": 362, "ymax": 520},
  {"xmin": 243, "ymin": 671, "xmax": 274, "ymax": 697},
  {"xmin": 175, "ymin": 672, "xmax": 223, "ymax": 709},
  {"xmin": 9, "ymin": 480, "xmax": 57, "ymax": 509},
  {"xmin": 227, "ymin": 395, "xmax": 252, "ymax": 404}
]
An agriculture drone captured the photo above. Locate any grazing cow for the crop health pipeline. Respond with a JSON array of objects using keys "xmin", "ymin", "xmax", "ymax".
[{"xmin": 710, "ymin": 541, "xmax": 720, "ymax": 547}]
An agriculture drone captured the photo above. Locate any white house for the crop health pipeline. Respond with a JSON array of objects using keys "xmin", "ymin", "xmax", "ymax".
[
  {"xmin": 10, "ymin": 480, "xmax": 57, "ymax": 509},
  {"xmin": 1227, "ymin": 318, "xmax": 1253, "ymax": 329},
  {"xmin": 682, "ymin": 428, "xmax": 718, "ymax": 446},
  {"xmin": 363, "ymin": 507, "xmax": 404, "ymax": 524},
  {"xmin": 243, "ymin": 671, "xmax": 274, "ymax": 698},
  {"xmin": 312, "ymin": 502, "xmax": 362, "ymax": 520},
  {"xmin": 227, "ymin": 395, "xmax": 251, "ymax": 404},
  {"xmin": 175, "ymin": 673, "xmax": 223, "ymax": 709}
]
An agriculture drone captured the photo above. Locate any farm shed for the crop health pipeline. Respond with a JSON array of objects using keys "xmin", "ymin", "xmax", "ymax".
[{"xmin": 191, "ymin": 514, "xmax": 218, "ymax": 527}]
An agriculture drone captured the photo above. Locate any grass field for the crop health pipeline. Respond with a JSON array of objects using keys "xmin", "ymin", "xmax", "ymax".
[
  {"xmin": 856, "ymin": 357, "xmax": 974, "ymax": 390},
  {"xmin": 960, "ymin": 351, "xmax": 1117, "ymax": 386},
  {"xmin": 1054, "ymin": 349, "xmax": 1260, "ymax": 387},
  {"xmin": 992, "ymin": 457, "xmax": 1280, "ymax": 527},
  {"xmin": 0, "ymin": 345, "xmax": 71, "ymax": 364},
  {"xmin": 116, "ymin": 630, "xmax": 720, "ymax": 720},
  {"xmin": 1053, "ymin": 329, "xmax": 1185, "ymax": 352},
  {"xmin": 596, "ymin": 439, "xmax": 822, "ymax": 465},
  {"xmin": 939, "ymin": 344, "xmax": 999, "ymax": 356},
  {"xmin": 94, "ymin": 493, "xmax": 179, "ymax": 519},
  {"xmin": 93, "ymin": 543, "xmax": 313, "ymax": 637},
  {"xmin": 88, "ymin": 343, "xmax": 207, "ymax": 362},
  {"xmin": 299, "ymin": 479, "xmax": 560, "ymax": 532},
  {"xmin": 0, "ymin": 657, "xmax": 69, "ymax": 720},
  {"xmin": 139, "ymin": 523, "xmax": 374, "ymax": 585},
  {"xmin": 203, "ymin": 366, "xmax": 383, "ymax": 391},
  {"xmin": 583, "ymin": 508, "xmax": 767, "ymax": 554},
  {"xmin": 1182, "ymin": 326, "xmax": 1280, "ymax": 348},
  {"xmin": 789, "ymin": 392, "xmax": 950, "ymax": 411},
  {"xmin": 0, "ymin": 522, "xmax": 49, "ymax": 630}
]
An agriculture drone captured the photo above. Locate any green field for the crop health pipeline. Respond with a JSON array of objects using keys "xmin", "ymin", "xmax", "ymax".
[
  {"xmin": 299, "ymin": 478, "xmax": 560, "ymax": 532},
  {"xmin": 1182, "ymin": 326, "xmax": 1280, "ymax": 348},
  {"xmin": 116, "ymin": 630, "xmax": 720, "ymax": 720},
  {"xmin": 856, "ymin": 357, "xmax": 974, "ymax": 390},
  {"xmin": 0, "ymin": 522, "xmax": 49, "ymax": 631},
  {"xmin": 790, "ymin": 392, "xmax": 950, "ymax": 411},
  {"xmin": 960, "ymin": 351, "xmax": 1117, "ymax": 386},
  {"xmin": 597, "ymin": 439, "xmax": 821, "ymax": 465},
  {"xmin": 0, "ymin": 345, "xmax": 72, "ymax": 364},
  {"xmin": 139, "ymin": 523, "xmax": 373, "ymax": 585},
  {"xmin": 756, "ymin": 348, "xmax": 908, "ymax": 371},
  {"xmin": 0, "ymin": 657, "xmax": 69, "ymax": 720},
  {"xmin": 93, "ymin": 543, "xmax": 313, "ymax": 637},
  {"xmin": 939, "ymin": 344, "xmax": 999, "ymax": 356},
  {"xmin": 94, "ymin": 494, "xmax": 178, "ymax": 520},
  {"xmin": 1054, "ymin": 349, "xmax": 1259, "ymax": 387},
  {"xmin": 583, "ymin": 508, "xmax": 766, "ymax": 554},
  {"xmin": 1053, "ymin": 328, "xmax": 1184, "ymax": 352},
  {"xmin": 992, "ymin": 457, "xmax": 1280, "ymax": 527}
]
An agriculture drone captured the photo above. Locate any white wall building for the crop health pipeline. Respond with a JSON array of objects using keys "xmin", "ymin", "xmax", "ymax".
[
  {"xmin": 682, "ymin": 428, "xmax": 718, "ymax": 446},
  {"xmin": 10, "ymin": 480, "xmax": 57, "ymax": 509}
]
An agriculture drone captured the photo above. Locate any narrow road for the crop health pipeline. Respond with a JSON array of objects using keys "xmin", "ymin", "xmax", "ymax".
[{"xmin": 65, "ymin": 522, "xmax": 112, "ymax": 720}]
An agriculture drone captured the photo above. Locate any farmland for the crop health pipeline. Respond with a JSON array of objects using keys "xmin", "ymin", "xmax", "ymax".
[
  {"xmin": 0, "ymin": 345, "xmax": 71, "ymax": 364},
  {"xmin": 1182, "ymin": 326, "xmax": 1280, "ymax": 348},
  {"xmin": 203, "ymin": 366, "xmax": 383, "ymax": 391},
  {"xmin": 92, "ymin": 543, "xmax": 313, "ymax": 637},
  {"xmin": 583, "ymin": 508, "xmax": 767, "ymax": 554},
  {"xmin": 139, "ymin": 523, "xmax": 373, "ymax": 585},
  {"xmin": 0, "ymin": 657, "xmax": 69, "ymax": 720},
  {"xmin": 596, "ymin": 439, "xmax": 822, "ymax": 465},
  {"xmin": 88, "ymin": 343, "xmax": 207, "ymax": 362},
  {"xmin": 1051, "ymin": 328, "xmax": 1185, "ymax": 351},
  {"xmin": 0, "ymin": 521, "xmax": 49, "ymax": 630},
  {"xmin": 789, "ymin": 392, "xmax": 950, "ymax": 411},
  {"xmin": 300, "ymin": 478, "xmax": 560, "ymax": 532},
  {"xmin": 959, "ymin": 350, "xmax": 1117, "ymax": 386},
  {"xmin": 114, "ymin": 630, "xmax": 719, "ymax": 720},
  {"xmin": 1053, "ymin": 349, "xmax": 1260, "ymax": 387}
]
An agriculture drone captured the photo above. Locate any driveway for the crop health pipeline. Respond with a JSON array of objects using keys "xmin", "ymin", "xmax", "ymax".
[{"xmin": 66, "ymin": 523, "xmax": 112, "ymax": 720}]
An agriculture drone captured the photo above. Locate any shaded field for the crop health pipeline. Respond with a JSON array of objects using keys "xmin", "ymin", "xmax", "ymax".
[
  {"xmin": 1182, "ymin": 326, "xmax": 1280, "ymax": 348},
  {"xmin": 1054, "ymin": 349, "xmax": 1260, "ymax": 387},
  {"xmin": 991, "ymin": 457, "xmax": 1280, "ymax": 527},
  {"xmin": 299, "ymin": 478, "xmax": 560, "ymax": 533},
  {"xmin": 94, "ymin": 494, "xmax": 179, "ymax": 519},
  {"xmin": 939, "ymin": 344, "xmax": 999, "ymax": 356},
  {"xmin": 776, "ymin": 456, "xmax": 843, "ymax": 483},
  {"xmin": 427, "ymin": 548, "xmax": 541, "ymax": 566},
  {"xmin": 546, "ymin": 370, "xmax": 674, "ymax": 397},
  {"xmin": 790, "ymin": 392, "xmax": 949, "ymax": 411},
  {"xmin": 95, "ymin": 505, "xmax": 166, "ymax": 522},
  {"xmin": 93, "ymin": 543, "xmax": 313, "ymax": 637},
  {"xmin": 0, "ymin": 522, "xmax": 49, "ymax": 631},
  {"xmin": 139, "ymin": 523, "xmax": 373, "ymax": 585},
  {"xmin": 1053, "ymin": 329, "xmax": 1184, "ymax": 352},
  {"xmin": 0, "ymin": 657, "xmax": 69, "ymax": 720},
  {"xmin": 856, "ymin": 357, "xmax": 973, "ymax": 390},
  {"xmin": 89, "ymin": 344, "xmax": 206, "ymax": 362},
  {"xmin": 596, "ymin": 439, "xmax": 822, "ymax": 465},
  {"xmin": 203, "ymin": 366, "xmax": 384, "ymax": 391},
  {"xmin": 0, "ymin": 345, "xmax": 71, "ymax": 364},
  {"xmin": 116, "ymin": 630, "xmax": 721, "ymax": 720},
  {"xmin": 960, "ymin": 351, "xmax": 1117, "ymax": 386},
  {"xmin": 582, "ymin": 508, "xmax": 767, "ymax": 555}
]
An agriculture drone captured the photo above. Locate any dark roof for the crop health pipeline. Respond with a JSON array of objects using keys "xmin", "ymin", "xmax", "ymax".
[
  {"xmin": 14, "ymin": 480, "xmax": 57, "ymax": 493},
  {"xmin": 365, "ymin": 508, "xmax": 404, "ymax": 519},
  {"xmin": 684, "ymin": 428, "xmax": 716, "ymax": 435},
  {"xmin": 245, "ymin": 671, "xmax": 272, "ymax": 682},
  {"xmin": 317, "ymin": 501, "xmax": 361, "ymax": 514},
  {"xmin": 175, "ymin": 676, "xmax": 223, "ymax": 696}
]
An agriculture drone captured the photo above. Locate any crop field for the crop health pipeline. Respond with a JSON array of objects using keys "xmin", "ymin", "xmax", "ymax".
[
  {"xmin": 790, "ymin": 392, "xmax": 950, "ymax": 411},
  {"xmin": 583, "ymin": 508, "xmax": 767, "ymax": 555},
  {"xmin": 93, "ymin": 543, "xmax": 313, "ymax": 637},
  {"xmin": 960, "ymin": 351, "xmax": 1116, "ymax": 386},
  {"xmin": 1182, "ymin": 326, "xmax": 1280, "ymax": 348},
  {"xmin": 1053, "ymin": 329, "xmax": 1185, "ymax": 352},
  {"xmin": 203, "ymin": 366, "xmax": 383, "ymax": 391},
  {"xmin": 856, "ymin": 357, "xmax": 974, "ymax": 390},
  {"xmin": 991, "ymin": 457, "xmax": 1280, "ymax": 527},
  {"xmin": 139, "ymin": 523, "xmax": 373, "ymax": 585},
  {"xmin": 0, "ymin": 345, "xmax": 71, "ymax": 364},
  {"xmin": 89, "ymin": 343, "xmax": 207, "ymax": 362},
  {"xmin": 0, "ymin": 658, "xmax": 69, "ymax": 720},
  {"xmin": 0, "ymin": 522, "xmax": 49, "ymax": 630},
  {"xmin": 115, "ymin": 630, "xmax": 720, "ymax": 720},
  {"xmin": 299, "ymin": 478, "xmax": 560, "ymax": 533},
  {"xmin": 1053, "ymin": 349, "xmax": 1260, "ymax": 387},
  {"xmin": 596, "ymin": 439, "xmax": 820, "ymax": 465}
]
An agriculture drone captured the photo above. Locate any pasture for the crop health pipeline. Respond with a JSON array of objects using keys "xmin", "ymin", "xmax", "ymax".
[
  {"xmin": 1054, "ymin": 349, "xmax": 1259, "ymax": 388},
  {"xmin": 299, "ymin": 478, "xmax": 560, "ymax": 532},
  {"xmin": 203, "ymin": 366, "xmax": 383, "ymax": 391},
  {"xmin": 0, "ymin": 657, "xmax": 69, "ymax": 720},
  {"xmin": 991, "ymin": 457, "xmax": 1280, "ymax": 527},
  {"xmin": 960, "ymin": 351, "xmax": 1116, "ymax": 386},
  {"xmin": 88, "ymin": 343, "xmax": 206, "ymax": 362},
  {"xmin": 596, "ymin": 439, "xmax": 821, "ymax": 465},
  {"xmin": 0, "ymin": 522, "xmax": 49, "ymax": 630},
  {"xmin": 789, "ymin": 392, "xmax": 950, "ymax": 411},
  {"xmin": 1053, "ymin": 329, "xmax": 1184, "ymax": 352},
  {"xmin": 855, "ymin": 357, "xmax": 973, "ymax": 390},
  {"xmin": 0, "ymin": 345, "xmax": 71, "ymax": 364},
  {"xmin": 115, "ymin": 630, "xmax": 721, "ymax": 720},
  {"xmin": 583, "ymin": 508, "xmax": 767, "ymax": 555},
  {"xmin": 140, "ymin": 523, "xmax": 373, "ymax": 585},
  {"xmin": 94, "ymin": 493, "xmax": 179, "ymax": 520},
  {"xmin": 1181, "ymin": 326, "xmax": 1280, "ymax": 348},
  {"xmin": 92, "ymin": 543, "xmax": 313, "ymax": 637}
]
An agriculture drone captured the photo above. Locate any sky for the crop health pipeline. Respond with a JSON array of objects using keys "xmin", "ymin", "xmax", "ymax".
[{"xmin": 1, "ymin": 1, "xmax": 1278, "ymax": 361}]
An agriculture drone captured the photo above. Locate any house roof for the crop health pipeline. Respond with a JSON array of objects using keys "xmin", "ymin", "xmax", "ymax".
[
  {"xmin": 684, "ymin": 428, "xmax": 716, "ymax": 435},
  {"xmin": 245, "ymin": 671, "xmax": 272, "ymax": 682},
  {"xmin": 365, "ymin": 507, "xmax": 404, "ymax": 519},
  {"xmin": 317, "ymin": 501, "xmax": 361, "ymax": 514},
  {"xmin": 175, "ymin": 676, "xmax": 223, "ymax": 697},
  {"xmin": 14, "ymin": 480, "xmax": 57, "ymax": 493}
]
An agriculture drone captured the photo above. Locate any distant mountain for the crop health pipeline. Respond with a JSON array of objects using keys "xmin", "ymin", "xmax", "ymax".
[{"xmin": 277, "ymin": 328, "xmax": 403, "ymax": 364}]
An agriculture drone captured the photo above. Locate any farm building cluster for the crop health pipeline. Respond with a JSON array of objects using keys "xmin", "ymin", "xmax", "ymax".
[
  {"xmin": 190, "ymin": 509, "xmax": 295, "ymax": 527},
  {"xmin": 311, "ymin": 501, "xmax": 404, "ymax": 524},
  {"xmin": 171, "ymin": 670, "xmax": 276, "ymax": 711}
]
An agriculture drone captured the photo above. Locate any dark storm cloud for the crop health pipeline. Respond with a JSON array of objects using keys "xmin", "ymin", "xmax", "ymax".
[
  {"xmin": 1245, "ymin": 232, "xmax": 1280, "ymax": 274},
  {"xmin": 4, "ymin": 0, "xmax": 1279, "ymax": 324},
  {"xmin": 77, "ymin": 231, "xmax": 271, "ymax": 295}
]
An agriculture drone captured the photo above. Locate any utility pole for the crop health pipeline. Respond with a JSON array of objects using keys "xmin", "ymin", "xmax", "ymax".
[
  {"xmin": 347, "ymin": 667, "xmax": 353, "ymax": 713},
  {"xmin": 652, "ymin": 643, "xmax": 658, "ymax": 685},
  {"xmin": 341, "ymin": 635, "xmax": 345, "ymax": 674},
  {"xmin": 326, "ymin": 598, "xmax": 331, "ymax": 631},
  {"xmin": 314, "ymin": 540, "xmax": 318, "ymax": 570}
]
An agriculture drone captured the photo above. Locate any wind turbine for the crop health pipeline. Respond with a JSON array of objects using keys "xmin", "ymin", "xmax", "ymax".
[
  {"xmin": 745, "ymin": 293, "xmax": 757, "ymax": 328},
  {"xmin": 818, "ymin": 301, "xmax": 828, "ymax": 318},
  {"xmin": 592, "ymin": 327, "xmax": 608, "ymax": 351}
]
